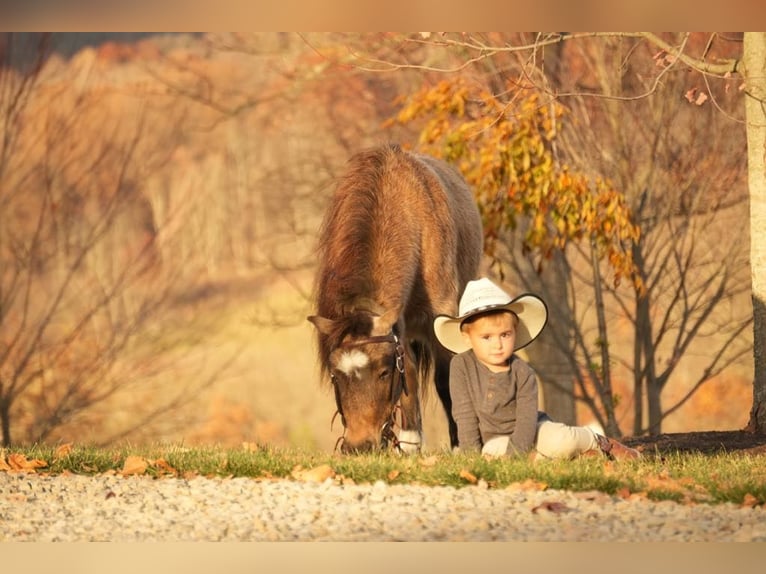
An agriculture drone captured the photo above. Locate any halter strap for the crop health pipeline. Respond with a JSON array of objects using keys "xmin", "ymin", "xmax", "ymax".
[
  {"xmin": 338, "ymin": 333, "xmax": 398, "ymax": 348},
  {"xmin": 330, "ymin": 330, "xmax": 408, "ymax": 439}
]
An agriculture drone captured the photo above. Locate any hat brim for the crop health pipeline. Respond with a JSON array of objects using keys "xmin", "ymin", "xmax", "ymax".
[{"xmin": 433, "ymin": 294, "xmax": 548, "ymax": 354}]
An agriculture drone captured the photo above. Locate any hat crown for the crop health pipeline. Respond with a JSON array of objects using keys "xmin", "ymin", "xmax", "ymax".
[{"xmin": 458, "ymin": 278, "xmax": 512, "ymax": 317}]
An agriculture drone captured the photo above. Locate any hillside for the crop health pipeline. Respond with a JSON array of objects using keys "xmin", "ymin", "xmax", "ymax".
[{"xmin": 0, "ymin": 32, "xmax": 755, "ymax": 451}]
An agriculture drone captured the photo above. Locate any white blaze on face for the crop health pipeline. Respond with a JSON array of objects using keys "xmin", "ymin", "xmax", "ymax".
[{"xmin": 336, "ymin": 349, "xmax": 370, "ymax": 379}]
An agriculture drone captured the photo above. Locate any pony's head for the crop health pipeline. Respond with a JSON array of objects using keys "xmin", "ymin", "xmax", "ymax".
[{"xmin": 308, "ymin": 310, "xmax": 408, "ymax": 453}]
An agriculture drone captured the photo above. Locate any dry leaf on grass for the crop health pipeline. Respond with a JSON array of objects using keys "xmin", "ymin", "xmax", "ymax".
[
  {"xmin": 742, "ymin": 493, "xmax": 761, "ymax": 508},
  {"xmin": 54, "ymin": 443, "xmax": 73, "ymax": 460},
  {"xmin": 643, "ymin": 474, "xmax": 712, "ymax": 502},
  {"xmin": 615, "ymin": 486, "xmax": 633, "ymax": 499},
  {"xmin": 4, "ymin": 453, "xmax": 47, "ymax": 472},
  {"xmin": 419, "ymin": 455, "xmax": 439, "ymax": 467},
  {"xmin": 152, "ymin": 458, "xmax": 178, "ymax": 476},
  {"xmin": 505, "ymin": 478, "xmax": 548, "ymax": 492},
  {"xmin": 291, "ymin": 464, "xmax": 335, "ymax": 483},
  {"xmin": 459, "ymin": 468, "xmax": 478, "ymax": 484},
  {"xmin": 120, "ymin": 455, "xmax": 149, "ymax": 476},
  {"xmin": 387, "ymin": 470, "xmax": 401, "ymax": 481}
]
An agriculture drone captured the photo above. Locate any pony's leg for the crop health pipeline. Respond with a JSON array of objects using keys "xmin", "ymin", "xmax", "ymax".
[
  {"xmin": 397, "ymin": 360, "xmax": 423, "ymax": 453},
  {"xmin": 434, "ymin": 347, "xmax": 458, "ymax": 449}
]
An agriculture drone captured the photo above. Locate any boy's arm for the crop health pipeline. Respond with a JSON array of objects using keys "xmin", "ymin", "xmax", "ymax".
[
  {"xmin": 449, "ymin": 355, "xmax": 482, "ymax": 451},
  {"xmin": 508, "ymin": 365, "xmax": 539, "ymax": 455}
]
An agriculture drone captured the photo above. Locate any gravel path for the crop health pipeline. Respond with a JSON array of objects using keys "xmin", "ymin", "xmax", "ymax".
[{"xmin": 1, "ymin": 472, "xmax": 764, "ymax": 541}]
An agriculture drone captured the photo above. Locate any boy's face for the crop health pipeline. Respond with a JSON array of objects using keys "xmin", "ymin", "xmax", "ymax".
[{"xmin": 461, "ymin": 311, "xmax": 517, "ymax": 372}]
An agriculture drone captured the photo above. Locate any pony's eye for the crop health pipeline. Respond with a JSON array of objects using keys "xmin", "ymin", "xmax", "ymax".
[{"xmin": 378, "ymin": 369, "xmax": 390, "ymax": 381}]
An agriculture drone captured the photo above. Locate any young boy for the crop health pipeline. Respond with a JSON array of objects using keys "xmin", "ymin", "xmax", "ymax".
[{"xmin": 433, "ymin": 277, "xmax": 640, "ymax": 461}]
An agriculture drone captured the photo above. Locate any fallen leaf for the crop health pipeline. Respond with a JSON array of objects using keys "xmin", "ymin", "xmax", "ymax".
[
  {"xmin": 0, "ymin": 457, "xmax": 10, "ymax": 471},
  {"xmin": 387, "ymin": 470, "xmax": 401, "ymax": 481},
  {"xmin": 54, "ymin": 443, "xmax": 73, "ymax": 460},
  {"xmin": 419, "ymin": 455, "xmax": 439, "ymax": 467},
  {"xmin": 742, "ymin": 493, "xmax": 761, "ymax": 508},
  {"xmin": 121, "ymin": 455, "xmax": 148, "ymax": 476},
  {"xmin": 292, "ymin": 464, "xmax": 335, "ymax": 483},
  {"xmin": 615, "ymin": 486, "xmax": 632, "ymax": 499},
  {"xmin": 531, "ymin": 500, "xmax": 571, "ymax": 514},
  {"xmin": 506, "ymin": 478, "xmax": 548, "ymax": 492},
  {"xmin": 152, "ymin": 458, "xmax": 178, "ymax": 476},
  {"xmin": 7, "ymin": 453, "xmax": 47, "ymax": 472},
  {"xmin": 459, "ymin": 468, "xmax": 478, "ymax": 484}
]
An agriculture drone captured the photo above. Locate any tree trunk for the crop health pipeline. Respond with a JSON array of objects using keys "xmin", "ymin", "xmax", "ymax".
[
  {"xmin": 646, "ymin": 380, "xmax": 663, "ymax": 436},
  {"xmin": 744, "ymin": 32, "xmax": 766, "ymax": 434},
  {"xmin": 0, "ymin": 398, "xmax": 11, "ymax": 447},
  {"xmin": 520, "ymin": 251, "xmax": 577, "ymax": 425},
  {"xmin": 590, "ymin": 239, "xmax": 620, "ymax": 436}
]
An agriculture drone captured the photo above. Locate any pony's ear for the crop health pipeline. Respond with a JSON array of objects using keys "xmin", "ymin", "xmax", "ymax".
[
  {"xmin": 307, "ymin": 315, "xmax": 335, "ymax": 335},
  {"xmin": 373, "ymin": 308, "xmax": 399, "ymax": 334}
]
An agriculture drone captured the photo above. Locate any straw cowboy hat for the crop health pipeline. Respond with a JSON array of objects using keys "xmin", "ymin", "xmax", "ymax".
[{"xmin": 433, "ymin": 278, "xmax": 548, "ymax": 354}]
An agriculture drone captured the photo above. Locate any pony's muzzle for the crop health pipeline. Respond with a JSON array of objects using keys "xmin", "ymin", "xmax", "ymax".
[{"xmin": 340, "ymin": 438, "xmax": 378, "ymax": 454}]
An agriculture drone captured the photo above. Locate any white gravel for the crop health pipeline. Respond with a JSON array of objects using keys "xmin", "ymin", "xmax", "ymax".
[{"xmin": 1, "ymin": 472, "xmax": 764, "ymax": 541}]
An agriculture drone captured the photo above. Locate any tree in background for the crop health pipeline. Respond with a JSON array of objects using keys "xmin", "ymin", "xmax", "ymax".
[
  {"xmin": 341, "ymin": 32, "xmax": 755, "ymax": 435},
  {"xmin": 159, "ymin": 32, "xmax": 763, "ymax": 437},
  {"xmin": 551, "ymin": 34, "xmax": 751, "ymax": 435},
  {"xmin": 147, "ymin": 33, "xmax": 439, "ymax": 325},
  {"xmin": 389, "ymin": 79, "xmax": 639, "ymax": 434},
  {"xmin": 743, "ymin": 32, "xmax": 766, "ymax": 434},
  {"xmin": 0, "ymin": 33, "xmax": 231, "ymax": 446}
]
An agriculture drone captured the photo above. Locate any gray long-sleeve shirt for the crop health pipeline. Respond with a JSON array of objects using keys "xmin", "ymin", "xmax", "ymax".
[{"xmin": 449, "ymin": 350, "xmax": 545, "ymax": 455}]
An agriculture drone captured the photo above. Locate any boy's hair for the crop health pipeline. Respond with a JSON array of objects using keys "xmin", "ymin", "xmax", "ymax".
[{"xmin": 460, "ymin": 309, "xmax": 519, "ymax": 332}]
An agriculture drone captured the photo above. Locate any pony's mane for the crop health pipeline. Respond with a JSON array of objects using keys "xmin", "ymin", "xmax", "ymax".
[{"xmin": 312, "ymin": 145, "xmax": 399, "ymax": 376}]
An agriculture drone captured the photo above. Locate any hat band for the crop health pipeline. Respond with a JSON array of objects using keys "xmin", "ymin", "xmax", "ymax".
[{"xmin": 458, "ymin": 302, "xmax": 513, "ymax": 325}]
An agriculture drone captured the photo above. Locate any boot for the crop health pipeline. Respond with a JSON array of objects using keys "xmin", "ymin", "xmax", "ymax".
[{"xmin": 594, "ymin": 434, "xmax": 642, "ymax": 461}]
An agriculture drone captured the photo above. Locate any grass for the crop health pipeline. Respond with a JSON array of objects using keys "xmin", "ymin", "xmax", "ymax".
[{"xmin": 2, "ymin": 443, "xmax": 765, "ymax": 507}]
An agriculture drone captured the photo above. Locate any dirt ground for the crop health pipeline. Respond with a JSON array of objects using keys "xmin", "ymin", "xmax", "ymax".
[{"xmin": 623, "ymin": 429, "xmax": 766, "ymax": 457}]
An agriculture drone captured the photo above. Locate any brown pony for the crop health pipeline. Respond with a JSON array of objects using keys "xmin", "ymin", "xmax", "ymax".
[{"xmin": 308, "ymin": 144, "xmax": 483, "ymax": 453}]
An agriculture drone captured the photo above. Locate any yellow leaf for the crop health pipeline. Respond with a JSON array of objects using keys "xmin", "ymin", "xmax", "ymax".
[
  {"xmin": 54, "ymin": 443, "xmax": 73, "ymax": 460},
  {"xmin": 419, "ymin": 455, "xmax": 439, "ymax": 467},
  {"xmin": 459, "ymin": 468, "xmax": 478, "ymax": 484},
  {"xmin": 292, "ymin": 464, "xmax": 335, "ymax": 483},
  {"xmin": 506, "ymin": 478, "xmax": 548, "ymax": 491},
  {"xmin": 121, "ymin": 455, "xmax": 149, "ymax": 476},
  {"xmin": 7, "ymin": 453, "xmax": 47, "ymax": 472},
  {"xmin": 152, "ymin": 458, "xmax": 178, "ymax": 476},
  {"xmin": 616, "ymin": 486, "xmax": 632, "ymax": 499}
]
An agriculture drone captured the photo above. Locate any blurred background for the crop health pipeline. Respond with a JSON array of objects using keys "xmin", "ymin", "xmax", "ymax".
[{"xmin": 0, "ymin": 32, "xmax": 753, "ymax": 451}]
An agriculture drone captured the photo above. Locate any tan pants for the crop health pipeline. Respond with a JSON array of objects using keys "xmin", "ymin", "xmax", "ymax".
[{"xmin": 481, "ymin": 420, "xmax": 601, "ymax": 459}]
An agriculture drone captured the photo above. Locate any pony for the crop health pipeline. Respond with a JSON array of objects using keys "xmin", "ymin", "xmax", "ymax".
[{"xmin": 307, "ymin": 144, "xmax": 483, "ymax": 453}]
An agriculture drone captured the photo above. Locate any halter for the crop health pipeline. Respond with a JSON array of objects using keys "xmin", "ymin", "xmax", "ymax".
[{"xmin": 329, "ymin": 331, "xmax": 409, "ymax": 451}]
